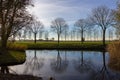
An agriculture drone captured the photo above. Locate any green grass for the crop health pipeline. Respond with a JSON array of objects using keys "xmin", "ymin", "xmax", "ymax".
[
  {"xmin": 14, "ymin": 41, "xmax": 110, "ymax": 51},
  {"xmin": 0, "ymin": 51, "xmax": 26, "ymax": 66},
  {"xmin": 7, "ymin": 43, "xmax": 27, "ymax": 51}
]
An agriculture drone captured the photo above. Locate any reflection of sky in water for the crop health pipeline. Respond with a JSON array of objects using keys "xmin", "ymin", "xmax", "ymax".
[{"xmin": 9, "ymin": 50, "xmax": 120, "ymax": 80}]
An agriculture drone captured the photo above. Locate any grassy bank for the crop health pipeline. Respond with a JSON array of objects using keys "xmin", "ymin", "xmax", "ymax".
[
  {"xmin": 7, "ymin": 43, "xmax": 27, "ymax": 51},
  {"xmin": 14, "ymin": 41, "xmax": 110, "ymax": 51},
  {"xmin": 108, "ymin": 41, "xmax": 120, "ymax": 71},
  {"xmin": 0, "ymin": 51, "xmax": 26, "ymax": 66}
]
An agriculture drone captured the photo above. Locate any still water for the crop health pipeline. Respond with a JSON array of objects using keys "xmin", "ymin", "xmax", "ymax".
[{"xmin": 10, "ymin": 50, "xmax": 120, "ymax": 80}]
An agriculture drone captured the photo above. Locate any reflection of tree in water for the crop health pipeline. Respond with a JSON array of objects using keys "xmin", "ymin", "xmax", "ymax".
[
  {"xmin": 0, "ymin": 66, "xmax": 17, "ymax": 74},
  {"xmin": 51, "ymin": 50, "xmax": 68, "ymax": 73},
  {"xmin": 0, "ymin": 66, "xmax": 9, "ymax": 74},
  {"xmin": 23, "ymin": 50, "xmax": 44, "ymax": 76},
  {"xmin": 74, "ymin": 51, "xmax": 96, "ymax": 80},
  {"xmin": 95, "ymin": 51, "xmax": 120, "ymax": 80}
]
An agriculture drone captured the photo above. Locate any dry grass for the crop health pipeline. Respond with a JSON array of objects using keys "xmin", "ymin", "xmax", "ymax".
[
  {"xmin": 108, "ymin": 41, "xmax": 120, "ymax": 71},
  {"xmin": 7, "ymin": 43, "xmax": 27, "ymax": 51}
]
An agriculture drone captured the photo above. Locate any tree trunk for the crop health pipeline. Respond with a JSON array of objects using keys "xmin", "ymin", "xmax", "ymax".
[
  {"xmin": 0, "ymin": 37, "xmax": 8, "ymax": 54},
  {"xmin": 1, "ymin": 66, "xmax": 9, "ymax": 74},
  {"xmin": 34, "ymin": 33, "xmax": 37, "ymax": 43},
  {"xmin": 81, "ymin": 30, "xmax": 83, "ymax": 44},
  {"xmin": 58, "ymin": 34, "xmax": 60, "ymax": 46},
  {"xmin": 103, "ymin": 29, "xmax": 106, "ymax": 47}
]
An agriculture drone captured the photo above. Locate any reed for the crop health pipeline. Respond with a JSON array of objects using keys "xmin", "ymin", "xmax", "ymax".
[{"xmin": 108, "ymin": 41, "xmax": 120, "ymax": 71}]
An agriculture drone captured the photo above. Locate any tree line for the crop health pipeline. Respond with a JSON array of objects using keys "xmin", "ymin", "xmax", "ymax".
[
  {"xmin": 11, "ymin": 6, "xmax": 119, "ymax": 46},
  {"xmin": 0, "ymin": 0, "xmax": 120, "ymax": 54}
]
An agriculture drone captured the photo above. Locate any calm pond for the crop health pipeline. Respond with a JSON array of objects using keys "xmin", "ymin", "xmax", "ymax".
[{"xmin": 9, "ymin": 50, "xmax": 120, "ymax": 80}]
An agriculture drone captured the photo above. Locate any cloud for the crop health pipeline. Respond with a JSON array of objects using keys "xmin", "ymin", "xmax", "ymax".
[{"xmin": 27, "ymin": 0, "xmax": 116, "ymax": 28}]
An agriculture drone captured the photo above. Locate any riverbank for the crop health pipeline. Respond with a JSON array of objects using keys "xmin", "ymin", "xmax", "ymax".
[
  {"xmin": 12, "ymin": 41, "xmax": 110, "ymax": 51},
  {"xmin": 0, "ymin": 51, "xmax": 26, "ymax": 66},
  {"xmin": 0, "ymin": 73, "xmax": 42, "ymax": 80}
]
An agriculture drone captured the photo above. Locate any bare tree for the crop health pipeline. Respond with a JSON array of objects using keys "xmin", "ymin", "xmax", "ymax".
[
  {"xmin": 74, "ymin": 19, "xmax": 89, "ymax": 43},
  {"xmin": 113, "ymin": 3, "xmax": 120, "ymax": 41},
  {"xmin": 16, "ymin": 30, "xmax": 22, "ymax": 41},
  {"xmin": 28, "ymin": 30, "xmax": 32, "ymax": 40},
  {"xmin": 108, "ymin": 28, "xmax": 114, "ymax": 41},
  {"xmin": 93, "ymin": 28, "xmax": 100, "ymax": 41},
  {"xmin": 0, "ymin": 0, "xmax": 32, "ymax": 53},
  {"xmin": 28, "ymin": 18, "xmax": 44, "ymax": 43},
  {"xmin": 44, "ymin": 30, "xmax": 49, "ymax": 41},
  {"xmin": 86, "ymin": 28, "xmax": 92, "ymax": 41},
  {"xmin": 70, "ymin": 29, "xmax": 75, "ymax": 41},
  {"xmin": 114, "ymin": 23, "xmax": 120, "ymax": 40},
  {"xmin": 114, "ymin": 2, "xmax": 120, "ymax": 22},
  {"xmin": 23, "ymin": 28, "xmax": 27, "ymax": 40},
  {"xmin": 62, "ymin": 24, "xmax": 69, "ymax": 41},
  {"xmin": 51, "ymin": 18, "xmax": 68, "ymax": 45},
  {"xmin": 39, "ymin": 29, "xmax": 44, "ymax": 40},
  {"xmin": 89, "ymin": 6, "xmax": 114, "ymax": 46}
]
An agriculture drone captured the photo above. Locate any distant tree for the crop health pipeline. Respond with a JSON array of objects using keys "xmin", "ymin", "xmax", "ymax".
[
  {"xmin": 62, "ymin": 24, "xmax": 69, "ymax": 41},
  {"xmin": 74, "ymin": 19, "xmax": 89, "ymax": 43},
  {"xmin": 39, "ymin": 29, "xmax": 44, "ymax": 40},
  {"xmin": 28, "ymin": 18, "xmax": 44, "ymax": 43},
  {"xmin": 44, "ymin": 30, "xmax": 49, "ymax": 40},
  {"xmin": 89, "ymin": 6, "xmax": 114, "ymax": 46},
  {"xmin": 51, "ymin": 18, "xmax": 68, "ymax": 45},
  {"xmin": 23, "ymin": 28, "xmax": 27, "ymax": 40},
  {"xmin": 86, "ymin": 28, "xmax": 93, "ymax": 41},
  {"xmin": 76, "ymin": 30, "xmax": 80, "ymax": 41},
  {"xmin": 0, "ymin": 0, "xmax": 32, "ymax": 53},
  {"xmin": 17, "ymin": 30, "xmax": 22, "ymax": 41},
  {"xmin": 114, "ymin": 2, "xmax": 120, "ymax": 22},
  {"xmin": 93, "ymin": 28, "xmax": 100, "ymax": 41},
  {"xmin": 113, "ymin": 3, "xmax": 120, "ymax": 40},
  {"xmin": 28, "ymin": 30, "xmax": 32, "ymax": 40},
  {"xmin": 70, "ymin": 29, "xmax": 76, "ymax": 41},
  {"xmin": 108, "ymin": 28, "xmax": 114, "ymax": 41},
  {"xmin": 70, "ymin": 30, "xmax": 73, "ymax": 41},
  {"xmin": 114, "ymin": 23, "xmax": 120, "ymax": 40}
]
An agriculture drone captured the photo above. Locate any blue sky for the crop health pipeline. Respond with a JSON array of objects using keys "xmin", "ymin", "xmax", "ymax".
[
  {"xmin": 27, "ymin": 0, "xmax": 117, "ymax": 28},
  {"xmin": 26, "ymin": 0, "xmax": 118, "ymax": 40}
]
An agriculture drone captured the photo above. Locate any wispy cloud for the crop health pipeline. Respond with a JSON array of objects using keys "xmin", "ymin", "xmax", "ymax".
[{"xmin": 27, "ymin": 0, "xmax": 117, "ymax": 27}]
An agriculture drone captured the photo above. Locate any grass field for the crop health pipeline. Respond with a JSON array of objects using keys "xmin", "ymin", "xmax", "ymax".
[{"xmin": 9, "ymin": 41, "xmax": 111, "ymax": 51}]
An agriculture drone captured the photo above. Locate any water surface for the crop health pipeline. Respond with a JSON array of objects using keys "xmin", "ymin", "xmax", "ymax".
[{"xmin": 10, "ymin": 50, "xmax": 120, "ymax": 80}]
